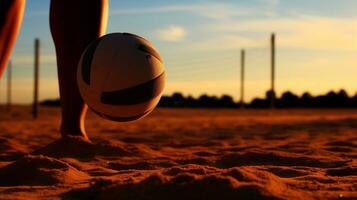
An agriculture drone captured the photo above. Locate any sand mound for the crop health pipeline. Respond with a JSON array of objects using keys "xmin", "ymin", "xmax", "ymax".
[
  {"xmin": 325, "ymin": 141, "xmax": 357, "ymax": 148},
  {"xmin": 0, "ymin": 155, "xmax": 90, "ymax": 186},
  {"xmin": 108, "ymin": 161, "xmax": 157, "ymax": 170},
  {"xmin": 65, "ymin": 164, "xmax": 357, "ymax": 200},
  {"xmin": 65, "ymin": 163, "xmax": 333, "ymax": 200},
  {"xmin": 65, "ymin": 166, "xmax": 292, "ymax": 200},
  {"xmin": 259, "ymin": 166, "xmax": 310, "ymax": 178},
  {"xmin": 32, "ymin": 135, "xmax": 133, "ymax": 159},
  {"xmin": 326, "ymin": 167, "xmax": 357, "ymax": 176},
  {"xmin": 216, "ymin": 150, "xmax": 350, "ymax": 168},
  {"xmin": 0, "ymin": 137, "xmax": 28, "ymax": 161}
]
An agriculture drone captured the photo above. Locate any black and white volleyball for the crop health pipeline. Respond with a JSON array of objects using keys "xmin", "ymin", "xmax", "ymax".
[{"xmin": 77, "ymin": 33, "xmax": 165, "ymax": 121}]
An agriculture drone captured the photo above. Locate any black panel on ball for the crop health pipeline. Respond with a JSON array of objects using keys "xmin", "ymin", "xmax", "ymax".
[
  {"xmin": 137, "ymin": 44, "xmax": 163, "ymax": 62},
  {"xmin": 81, "ymin": 37, "xmax": 103, "ymax": 85},
  {"xmin": 100, "ymin": 72, "xmax": 165, "ymax": 105},
  {"xmin": 90, "ymin": 106, "xmax": 154, "ymax": 122}
]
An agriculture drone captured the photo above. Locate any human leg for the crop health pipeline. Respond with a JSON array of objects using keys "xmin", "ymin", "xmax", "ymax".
[{"xmin": 50, "ymin": 0, "xmax": 108, "ymax": 138}]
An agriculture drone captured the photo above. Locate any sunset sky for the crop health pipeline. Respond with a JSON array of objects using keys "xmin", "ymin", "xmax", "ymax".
[{"xmin": 2, "ymin": 0, "xmax": 357, "ymax": 103}]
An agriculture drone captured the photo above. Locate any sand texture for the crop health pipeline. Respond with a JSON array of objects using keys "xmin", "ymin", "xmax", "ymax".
[{"xmin": 0, "ymin": 107, "xmax": 356, "ymax": 199}]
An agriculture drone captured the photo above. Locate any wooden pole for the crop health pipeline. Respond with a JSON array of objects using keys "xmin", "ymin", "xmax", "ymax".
[
  {"xmin": 6, "ymin": 60, "xmax": 12, "ymax": 111},
  {"xmin": 270, "ymin": 33, "xmax": 275, "ymax": 109},
  {"xmin": 33, "ymin": 38, "xmax": 40, "ymax": 119},
  {"xmin": 240, "ymin": 49, "xmax": 245, "ymax": 108}
]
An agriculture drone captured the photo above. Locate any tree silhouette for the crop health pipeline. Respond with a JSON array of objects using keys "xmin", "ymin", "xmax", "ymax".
[
  {"xmin": 278, "ymin": 91, "xmax": 299, "ymax": 108},
  {"xmin": 301, "ymin": 92, "xmax": 313, "ymax": 107}
]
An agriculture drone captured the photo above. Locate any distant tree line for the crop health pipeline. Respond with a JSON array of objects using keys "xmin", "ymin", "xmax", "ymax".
[
  {"xmin": 158, "ymin": 93, "xmax": 236, "ymax": 108},
  {"xmin": 41, "ymin": 89, "xmax": 357, "ymax": 108},
  {"xmin": 159, "ymin": 89, "xmax": 357, "ymax": 108},
  {"xmin": 249, "ymin": 90, "xmax": 356, "ymax": 108}
]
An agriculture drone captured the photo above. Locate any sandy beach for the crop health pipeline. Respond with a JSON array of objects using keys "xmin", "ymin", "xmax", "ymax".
[{"xmin": 0, "ymin": 107, "xmax": 356, "ymax": 199}]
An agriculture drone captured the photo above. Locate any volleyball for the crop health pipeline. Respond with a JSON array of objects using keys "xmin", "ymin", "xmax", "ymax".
[{"xmin": 77, "ymin": 33, "xmax": 165, "ymax": 121}]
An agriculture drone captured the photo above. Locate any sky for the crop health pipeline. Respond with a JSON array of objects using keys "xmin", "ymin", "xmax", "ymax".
[{"xmin": 2, "ymin": 0, "xmax": 357, "ymax": 103}]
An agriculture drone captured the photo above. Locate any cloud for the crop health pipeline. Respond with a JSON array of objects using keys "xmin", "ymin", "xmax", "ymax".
[
  {"xmin": 155, "ymin": 25, "xmax": 187, "ymax": 42},
  {"xmin": 110, "ymin": 3, "xmax": 262, "ymax": 20},
  {"xmin": 263, "ymin": 0, "xmax": 279, "ymax": 5},
  {"xmin": 191, "ymin": 15, "xmax": 357, "ymax": 51},
  {"xmin": 189, "ymin": 35, "xmax": 266, "ymax": 51}
]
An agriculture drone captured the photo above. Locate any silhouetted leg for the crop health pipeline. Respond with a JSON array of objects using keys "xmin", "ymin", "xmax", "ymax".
[
  {"xmin": 0, "ymin": 0, "xmax": 25, "ymax": 77},
  {"xmin": 50, "ymin": 0, "xmax": 108, "ymax": 138}
]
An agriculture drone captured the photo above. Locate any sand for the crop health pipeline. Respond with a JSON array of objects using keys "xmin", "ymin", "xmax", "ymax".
[{"xmin": 0, "ymin": 106, "xmax": 356, "ymax": 199}]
